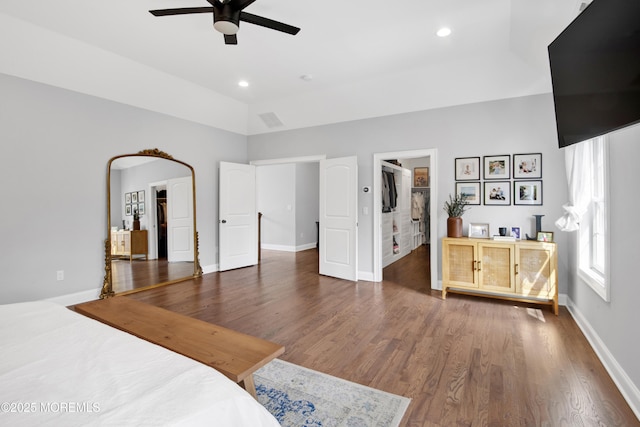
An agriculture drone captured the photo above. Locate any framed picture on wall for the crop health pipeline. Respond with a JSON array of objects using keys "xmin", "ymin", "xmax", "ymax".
[
  {"xmin": 125, "ymin": 192, "xmax": 132, "ymax": 204},
  {"xmin": 138, "ymin": 202, "xmax": 145, "ymax": 215},
  {"xmin": 455, "ymin": 182, "xmax": 481, "ymax": 205},
  {"xmin": 137, "ymin": 190, "xmax": 145, "ymax": 202},
  {"xmin": 483, "ymin": 155, "xmax": 510, "ymax": 180},
  {"xmin": 455, "ymin": 157, "xmax": 480, "ymax": 180},
  {"xmin": 513, "ymin": 153, "xmax": 542, "ymax": 179},
  {"xmin": 484, "ymin": 181, "xmax": 511, "ymax": 205},
  {"xmin": 413, "ymin": 167, "xmax": 429, "ymax": 187},
  {"xmin": 131, "ymin": 192, "xmax": 138, "ymax": 203},
  {"xmin": 514, "ymin": 180, "xmax": 543, "ymax": 205},
  {"xmin": 125, "ymin": 205, "xmax": 132, "ymax": 216}
]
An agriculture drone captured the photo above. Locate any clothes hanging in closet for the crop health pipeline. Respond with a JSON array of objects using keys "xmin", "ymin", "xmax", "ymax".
[
  {"xmin": 411, "ymin": 190, "xmax": 430, "ymax": 244},
  {"xmin": 382, "ymin": 170, "xmax": 397, "ymax": 212}
]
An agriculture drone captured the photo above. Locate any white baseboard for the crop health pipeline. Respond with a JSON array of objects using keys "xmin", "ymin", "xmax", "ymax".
[
  {"xmin": 45, "ymin": 289, "xmax": 101, "ymax": 306},
  {"xmin": 357, "ymin": 271, "xmax": 375, "ymax": 282},
  {"xmin": 261, "ymin": 243, "xmax": 317, "ymax": 252},
  {"xmin": 201, "ymin": 263, "xmax": 217, "ymax": 274},
  {"xmin": 566, "ymin": 297, "xmax": 640, "ymax": 420}
]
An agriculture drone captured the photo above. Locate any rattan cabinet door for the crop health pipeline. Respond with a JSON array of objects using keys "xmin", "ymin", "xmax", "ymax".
[
  {"xmin": 516, "ymin": 245, "xmax": 554, "ymax": 298},
  {"xmin": 478, "ymin": 243, "xmax": 515, "ymax": 293},
  {"xmin": 443, "ymin": 240, "xmax": 478, "ymax": 288}
]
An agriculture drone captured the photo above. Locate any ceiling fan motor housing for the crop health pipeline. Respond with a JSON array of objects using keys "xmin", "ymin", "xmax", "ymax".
[{"xmin": 213, "ymin": 4, "xmax": 241, "ymax": 34}]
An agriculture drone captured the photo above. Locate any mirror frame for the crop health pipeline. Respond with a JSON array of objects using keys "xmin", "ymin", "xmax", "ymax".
[{"xmin": 101, "ymin": 148, "xmax": 202, "ymax": 298}]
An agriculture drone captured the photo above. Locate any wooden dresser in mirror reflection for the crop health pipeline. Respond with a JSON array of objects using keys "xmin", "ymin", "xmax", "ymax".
[
  {"xmin": 442, "ymin": 237, "xmax": 558, "ymax": 315},
  {"xmin": 111, "ymin": 230, "xmax": 148, "ymax": 262}
]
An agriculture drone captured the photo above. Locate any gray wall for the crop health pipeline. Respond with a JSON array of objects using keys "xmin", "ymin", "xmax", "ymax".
[
  {"xmin": 248, "ymin": 93, "xmax": 569, "ymax": 291},
  {"xmin": 2, "ymin": 71, "xmax": 637, "ymax": 412},
  {"xmin": 295, "ymin": 162, "xmax": 319, "ymax": 248},
  {"xmin": 0, "ymin": 73, "xmax": 247, "ymax": 303},
  {"xmin": 256, "ymin": 162, "xmax": 319, "ymax": 251},
  {"xmin": 257, "ymin": 164, "xmax": 296, "ymax": 249},
  {"xmin": 566, "ymin": 122, "xmax": 640, "ymax": 408},
  {"xmin": 248, "ymin": 95, "xmax": 640, "ymax": 412}
]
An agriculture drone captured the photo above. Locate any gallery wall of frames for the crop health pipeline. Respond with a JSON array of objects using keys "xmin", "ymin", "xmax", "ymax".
[{"xmin": 454, "ymin": 153, "xmax": 542, "ymax": 207}]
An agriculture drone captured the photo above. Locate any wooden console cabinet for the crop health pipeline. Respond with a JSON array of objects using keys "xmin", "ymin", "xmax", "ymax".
[
  {"xmin": 111, "ymin": 230, "xmax": 148, "ymax": 262},
  {"xmin": 442, "ymin": 237, "xmax": 558, "ymax": 314}
]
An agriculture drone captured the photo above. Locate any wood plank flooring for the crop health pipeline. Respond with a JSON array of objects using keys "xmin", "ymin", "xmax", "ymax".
[
  {"xmin": 111, "ymin": 259, "xmax": 195, "ymax": 293},
  {"xmin": 125, "ymin": 246, "xmax": 639, "ymax": 426}
]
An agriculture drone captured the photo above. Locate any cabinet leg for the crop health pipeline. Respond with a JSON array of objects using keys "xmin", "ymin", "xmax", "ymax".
[{"xmin": 442, "ymin": 287, "xmax": 447, "ymax": 300}]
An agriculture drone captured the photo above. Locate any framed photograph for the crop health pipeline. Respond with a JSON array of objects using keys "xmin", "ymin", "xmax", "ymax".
[
  {"xmin": 131, "ymin": 192, "xmax": 138, "ymax": 203},
  {"xmin": 469, "ymin": 223, "xmax": 490, "ymax": 239},
  {"xmin": 125, "ymin": 192, "xmax": 132, "ymax": 204},
  {"xmin": 510, "ymin": 226, "xmax": 521, "ymax": 240},
  {"xmin": 514, "ymin": 180, "xmax": 543, "ymax": 205},
  {"xmin": 537, "ymin": 231, "xmax": 554, "ymax": 242},
  {"xmin": 513, "ymin": 153, "xmax": 542, "ymax": 179},
  {"xmin": 456, "ymin": 182, "xmax": 481, "ymax": 205},
  {"xmin": 483, "ymin": 181, "xmax": 511, "ymax": 205},
  {"xmin": 484, "ymin": 155, "xmax": 511, "ymax": 180},
  {"xmin": 125, "ymin": 205, "xmax": 132, "ymax": 216},
  {"xmin": 138, "ymin": 202, "xmax": 145, "ymax": 216},
  {"xmin": 137, "ymin": 190, "xmax": 145, "ymax": 203},
  {"xmin": 413, "ymin": 167, "xmax": 429, "ymax": 187},
  {"xmin": 455, "ymin": 157, "xmax": 480, "ymax": 181}
]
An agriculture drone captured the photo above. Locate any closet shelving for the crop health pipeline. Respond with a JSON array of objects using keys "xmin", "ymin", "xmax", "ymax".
[
  {"xmin": 382, "ymin": 161, "xmax": 411, "ymax": 267},
  {"xmin": 410, "ymin": 186, "xmax": 429, "ymax": 249}
]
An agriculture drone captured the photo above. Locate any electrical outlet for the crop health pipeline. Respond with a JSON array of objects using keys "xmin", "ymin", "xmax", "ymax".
[{"xmin": 56, "ymin": 270, "xmax": 64, "ymax": 281}]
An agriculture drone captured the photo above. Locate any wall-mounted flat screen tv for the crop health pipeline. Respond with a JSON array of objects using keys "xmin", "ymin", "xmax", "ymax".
[{"xmin": 548, "ymin": 0, "xmax": 640, "ymax": 148}]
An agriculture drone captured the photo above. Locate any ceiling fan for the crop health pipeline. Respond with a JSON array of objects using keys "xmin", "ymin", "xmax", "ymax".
[{"xmin": 149, "ymin": 0, "xmax": 300, "ymax": 45}]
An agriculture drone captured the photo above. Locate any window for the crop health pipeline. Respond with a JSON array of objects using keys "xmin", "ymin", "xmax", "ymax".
[{"xmin": 577, "ymin": 136, "xmax": 610, "ymax": 301}]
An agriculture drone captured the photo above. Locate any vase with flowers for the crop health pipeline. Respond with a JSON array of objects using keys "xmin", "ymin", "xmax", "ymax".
[{"xmin": 443, "ymin": 193, "xmax": 470, "ymax": 237}]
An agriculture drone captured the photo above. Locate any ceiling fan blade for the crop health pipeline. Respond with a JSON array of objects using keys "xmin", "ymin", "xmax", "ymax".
[
  {"xmin": 240, "ymin": 12, "xmax": 300, "ymax": 35},
  {"xmin": 230, "ymin": 0, "xmax": 258, "ymax": 11},
  {"xmin": 224, "ymin": 34, "xmax": 238, "ymax": 45},
  {"xmin": 150, "ymin": 7, "xmax": 214, "ymax": 17}
]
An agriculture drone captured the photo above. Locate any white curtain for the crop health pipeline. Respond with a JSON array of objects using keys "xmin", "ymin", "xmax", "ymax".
[{"xmin": 555, "ymin": 140, "xmax": 592, "ymax": 231}]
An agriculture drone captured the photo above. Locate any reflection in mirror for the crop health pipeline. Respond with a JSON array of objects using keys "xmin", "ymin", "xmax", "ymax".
[{"xmin": 101, "ymin": 149, "xmax": 201, "ymax": 298}]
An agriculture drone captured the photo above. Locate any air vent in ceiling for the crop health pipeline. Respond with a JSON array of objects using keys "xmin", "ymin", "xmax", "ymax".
[
  {"xmin": 258, "ymin": 112, "xmax": 284, "ymax": 128},
  {"xmin": 577, "ymin": 0, "xmax": 593, "ymax": 13}
]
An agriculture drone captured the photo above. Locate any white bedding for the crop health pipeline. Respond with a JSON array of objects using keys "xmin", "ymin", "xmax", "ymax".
[{"xmin": 0, "ymin": 301, "xmax": 280, "ymax": 426}]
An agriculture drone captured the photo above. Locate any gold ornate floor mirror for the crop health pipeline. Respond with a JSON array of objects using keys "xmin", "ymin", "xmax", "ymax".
[{"xmin": 101, "ymin": 149, "xmax": 202, "ymax": 298}]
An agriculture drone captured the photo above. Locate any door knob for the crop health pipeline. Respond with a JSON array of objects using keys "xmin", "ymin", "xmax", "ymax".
[{"xmin": 221, "ymin": 219, "xmax": 227, "ymax": 224}]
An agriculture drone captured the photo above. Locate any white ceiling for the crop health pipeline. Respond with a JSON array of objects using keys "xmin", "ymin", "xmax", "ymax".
[{"xmin": 0, "ymin": 0, "xmax": 581, "ymax": 135}]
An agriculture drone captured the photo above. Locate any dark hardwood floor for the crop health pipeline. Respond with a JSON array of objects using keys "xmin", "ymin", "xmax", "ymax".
[
  {"xmin": 111, "ymin": 259, "xmax": 195, "ymax": 293},
  {"xmin": 125, "ymin": 246, "xmax": 639, "ymax": 426}
]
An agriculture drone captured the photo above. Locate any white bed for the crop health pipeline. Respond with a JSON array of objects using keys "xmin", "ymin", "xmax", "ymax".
[{"xmin": 0, "ymin": 301, "xmax": 280, "ymax": 426}]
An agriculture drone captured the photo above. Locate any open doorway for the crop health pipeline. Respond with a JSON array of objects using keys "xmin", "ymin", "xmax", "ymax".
[
  {"xmin": 373, "ymin": 149, "xmax": 438, "ymax": 290},
  {"xmin": 248, "ymin": 154, "xmax": 358, "ymax": 281}
]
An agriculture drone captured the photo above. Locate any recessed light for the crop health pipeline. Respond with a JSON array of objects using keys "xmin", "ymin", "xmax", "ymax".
[
  {"xmin": 436, "ymin": 27, "xmax": 452, "ymax": 38},
  {"xmin": 238, "ymin": 80, "xmax": 249, "ymax": 87}
]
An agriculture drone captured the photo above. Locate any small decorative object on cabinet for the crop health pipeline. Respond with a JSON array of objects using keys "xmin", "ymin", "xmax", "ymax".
[
  {"xmin": 441, "ymin": 237, "xmax": 558, "ymax": 315},
  {"xmin": 443, "ymin": 193, "xmax": 470, "ymax": 238},
  {"xmin": 132, "ymin": 208, "xmax": 141, "ymax": 231}
]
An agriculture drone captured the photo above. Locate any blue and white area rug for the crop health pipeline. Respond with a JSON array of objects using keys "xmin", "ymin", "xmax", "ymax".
[{"xmin": 254, "ymin": 359, "xmax": 410, "ymax": 427}]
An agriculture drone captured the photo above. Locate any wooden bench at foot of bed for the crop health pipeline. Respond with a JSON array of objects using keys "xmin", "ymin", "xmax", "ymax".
[{"xmin": 74, "ymin": 297, "xmax": 284, "ymax": 398}]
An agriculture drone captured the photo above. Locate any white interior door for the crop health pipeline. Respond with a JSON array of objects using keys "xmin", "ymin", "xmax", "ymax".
[
  {"xmin": 167, "ymin": 176, "xmax": 194, "ymax": 262},
  {"xmin": 219, "ymin": 161, "xmax": 257, "ymax": 271},
  {"xmin": 319, "ymin": 156, "xmax": 358, "ymax": 281}
]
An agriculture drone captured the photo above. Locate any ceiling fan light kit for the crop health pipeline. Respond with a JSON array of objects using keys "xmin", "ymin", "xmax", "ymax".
[{"xmin": 149, "ymin": 0, "xmax": 300, "ymax": 45}]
